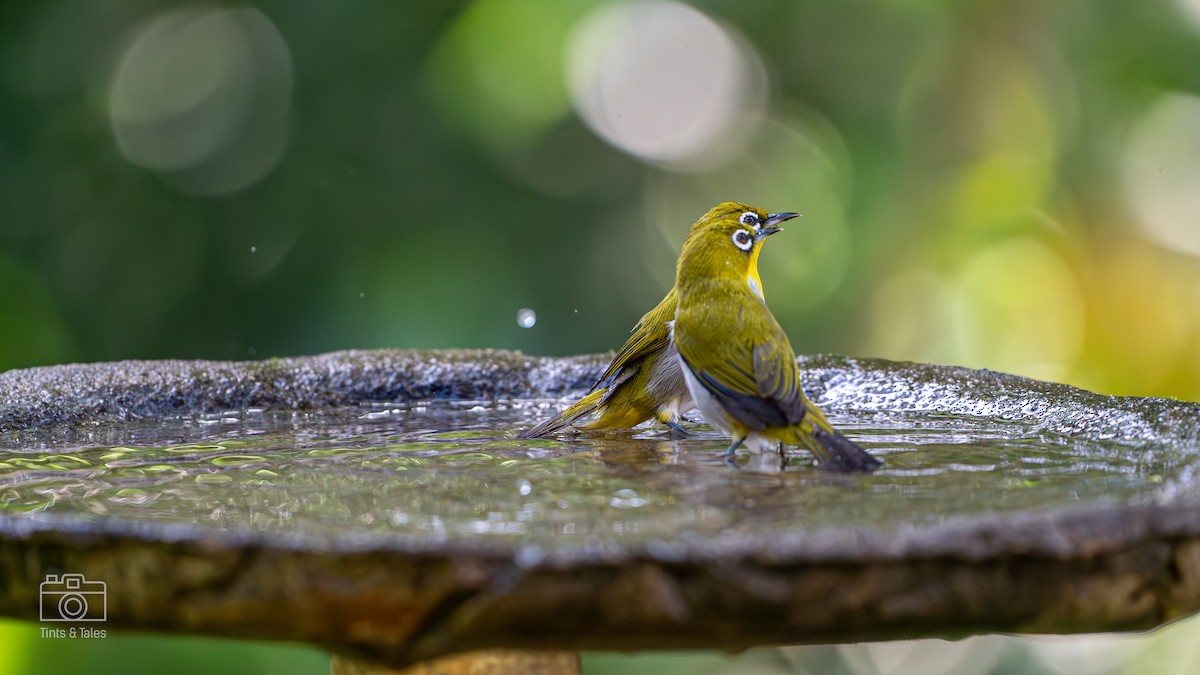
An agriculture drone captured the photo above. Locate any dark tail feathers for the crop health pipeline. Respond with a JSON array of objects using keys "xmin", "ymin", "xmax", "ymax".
[{"xmin": 810, "ymin": 427, "xmax": 882, "ymax": 473}]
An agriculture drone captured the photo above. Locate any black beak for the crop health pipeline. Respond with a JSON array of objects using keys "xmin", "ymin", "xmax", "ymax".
[
  {"xmin": 754, "ymin": 226, "xmax": 782, "ymax": 242},
  {"xmin": 764, "ymin": 212, "xmax": 799, "ymax": 227},
  {"xmin": 755, "ymin": 213, "xmax": 796, "ymax": 241}
]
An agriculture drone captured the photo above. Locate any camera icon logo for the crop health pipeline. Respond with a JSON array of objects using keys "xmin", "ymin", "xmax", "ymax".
[{"xmin": 39, "ymin": 574, "xmax": 107, "ymax": 622}]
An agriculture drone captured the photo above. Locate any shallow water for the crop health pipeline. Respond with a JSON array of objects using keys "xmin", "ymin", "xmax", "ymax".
[{"xmin": 0, "ymin": 397, "xmax": 1186, "ymax": 561}]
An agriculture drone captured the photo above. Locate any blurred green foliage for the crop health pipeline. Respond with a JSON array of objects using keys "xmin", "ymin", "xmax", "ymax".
[
  {"xmin": 4, "ymin": 0, "xmax": 1200, "ymax": 673},
  {"xmin": 0, "ymin": 0, "xmax": 1196, "ymax": 402},
  {"xmin": 0, "ymin": 620, "xmax": 327, "ymax": 675}
]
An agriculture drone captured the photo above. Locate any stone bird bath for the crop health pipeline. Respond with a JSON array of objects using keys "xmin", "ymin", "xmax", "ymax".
[{"xmin": 1, "ymin": 350, "xmax": 1198, "ymax": 672}]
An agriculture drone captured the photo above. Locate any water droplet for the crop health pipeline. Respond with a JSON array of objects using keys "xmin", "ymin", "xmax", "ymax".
[
  {"xmin": 517, "ymin": 478, "xmax": 532, "ymax": 496},
  {"xmin": 250, "ymin": 245, "xmax": 257, "ymax": 253},
  {"xmin": 516, "ymin": 307, "xmax": 537, "ymax": 328},
  {"xmin": 609, "ymin": 488, "xmax": 647, "ymax": 509},
  {"xmin": 359, "ymin": 291, "xmax": 365, "ymax": 299},
  {"xmin": 516, "ymin": 545, "xmax": 545, "ymax": 567}
]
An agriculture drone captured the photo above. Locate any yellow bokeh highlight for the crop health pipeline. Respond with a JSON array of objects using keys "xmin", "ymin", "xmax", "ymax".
[
  {"xmin": 945, "ymin": 60, "xmax": 1062, "ymax": 242},
  {"xmin": 950, "ymin": 237, "xmax": 1084, "ymax": 382},
  {"xmin": 868, "ymin": 268, "xmax": 954, "ymax": 365},
  {"xmin": 0, "ymin": 620, "xmax": 30, "ymax": 675},
  {"xmin": 1077, "ymin": 238, "xmax": 1200, "ymax": 399}
]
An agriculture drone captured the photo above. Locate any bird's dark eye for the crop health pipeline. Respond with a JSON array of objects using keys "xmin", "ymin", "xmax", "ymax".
[
  {"xmin": 732, "ymin": 229, "xmax": 753, "ymax": 251},
  {"xmin": 739, "ymin": 212, "xmax": 760, "ymax": 226}
]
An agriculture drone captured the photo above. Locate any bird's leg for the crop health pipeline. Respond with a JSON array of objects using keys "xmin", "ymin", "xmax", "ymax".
[
  {"xmin": 664, "ymin": 420, "xmax": 690, "ymax": 437},
  {"xmin": 723, "ymin": 437, "xmax": 745, "ymax": 458}
]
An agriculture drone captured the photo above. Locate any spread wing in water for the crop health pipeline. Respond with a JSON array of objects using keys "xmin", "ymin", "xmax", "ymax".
[{"xmin": 518, "ymin": 290, "xmax": 677, "ymax": 438}]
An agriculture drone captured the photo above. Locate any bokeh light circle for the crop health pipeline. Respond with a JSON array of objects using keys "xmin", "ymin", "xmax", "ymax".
[
  {"xmin": 1122, "ymin": 92, "xmax": 1200, "ymax": 258},
  {"xmin": 109, "ymin": 7, "xmax": 292, "ymax": 195},
  {"xmin": 565, "ymin": 0, "xmax": 766, "ymax": 170}
]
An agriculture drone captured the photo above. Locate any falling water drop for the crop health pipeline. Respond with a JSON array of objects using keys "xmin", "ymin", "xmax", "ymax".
[{"xmin": 517, "ymin": 308, "xmax": 537, "ymax": 329}]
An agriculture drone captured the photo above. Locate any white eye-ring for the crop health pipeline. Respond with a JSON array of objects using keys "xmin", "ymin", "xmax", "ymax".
[
  {"xmin": 739, "ymin": 211, "xmax": 760, "ymax": 227},
  {"xmin": 732, "ymin": 229, "xmax": 753, "ymax": 251}
]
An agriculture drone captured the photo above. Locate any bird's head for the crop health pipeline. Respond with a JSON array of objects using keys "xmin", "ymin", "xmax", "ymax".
[{"xmin": 676, "ymin": 201, "xmax": 798, "ymax": 294}]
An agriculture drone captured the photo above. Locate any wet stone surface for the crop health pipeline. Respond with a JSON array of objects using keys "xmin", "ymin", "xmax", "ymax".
[{"xmin": 0, "ymin": 350, "xmax": 1199, "ymax": 665}]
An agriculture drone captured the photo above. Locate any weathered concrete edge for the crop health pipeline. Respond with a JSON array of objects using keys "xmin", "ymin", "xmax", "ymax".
[
  {"xmin": 1, "ymin": 518, "xmax": 1198, "ymax": 666},
  {"xmin": 4, "ymin": 349, "xmax": 1199, "ymax": 449},
  {"xmin": 800, "ymin": 355, "xmax": 1200, "ymax": 449},
  {"xmin": 0, "ymin": 492, "xmax": 1195, "ymax": 564},
  {"xmin": 0, "ymin": 349, "xmax": 607, "ymax": 433}
]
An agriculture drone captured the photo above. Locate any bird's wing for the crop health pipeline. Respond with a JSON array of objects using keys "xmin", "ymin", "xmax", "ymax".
[
  {"xmin": 521, "ymin": 291, "xmax": 675, "ymax": 438},
  {"xmin": 676, "ymin": 297, "xmax": 800, "ymax": 430},
  {"xmin": 592, "ymin": 289, "xmax": 676, "ymax": 391},
  {"xmin": 751, "ymin": 336, "xmax": 807, "ymax": 426}
]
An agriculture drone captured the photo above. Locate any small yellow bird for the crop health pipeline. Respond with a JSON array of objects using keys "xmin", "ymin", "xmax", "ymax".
[
  {"xmin": 672, "ymin": 202, "xmax": 881, "ymax": 471},
  {"xmin": 519, "ymin": 287, "xmax": 690, "ymax": 438},
  {"xmin": 520, "ymin": 202, "xmax": 776, "ymax": 439}
]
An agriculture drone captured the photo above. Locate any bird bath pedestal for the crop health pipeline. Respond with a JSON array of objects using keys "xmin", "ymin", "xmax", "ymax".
[{"xmin": 1, "ymin": 350, "xmax": 1199, "ymax": 673}]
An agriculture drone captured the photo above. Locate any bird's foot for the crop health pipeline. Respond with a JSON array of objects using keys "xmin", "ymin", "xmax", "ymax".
[{"xmin": 664, "ymin": 420, "xmax": 690, "ymax": 438}]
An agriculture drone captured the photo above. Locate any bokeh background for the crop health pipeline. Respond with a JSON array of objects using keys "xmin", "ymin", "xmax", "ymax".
[{"xmin": 3, "ymin": 0, "xmax": 1200, "ymax": 673}]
